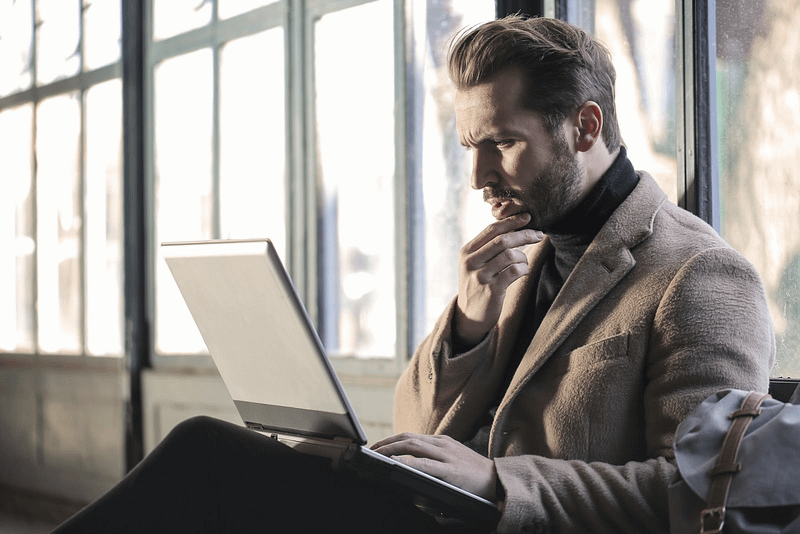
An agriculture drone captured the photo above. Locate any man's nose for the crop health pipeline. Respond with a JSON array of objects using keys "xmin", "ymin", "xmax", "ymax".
[{"xmin": 470, "ymin": 149, "xmax": 497, "ymax": 190}]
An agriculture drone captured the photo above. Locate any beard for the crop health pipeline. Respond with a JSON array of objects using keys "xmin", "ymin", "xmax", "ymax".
[{"xmin": 483, "ymin": 131, "xmax": 583, "ymax": 232}]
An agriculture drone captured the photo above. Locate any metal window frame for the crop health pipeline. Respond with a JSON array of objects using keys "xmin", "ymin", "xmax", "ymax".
[
  {"xmin": 122, "ymin": 0, "xmax": 148, "ymax": 472},
  {"xmin": 302, "ymin": 0, "xmax": 411, "ymax": 376},
  {"xmin": 496, "ymin": 0, "xmax": 544, "ymax": 18},
  {"xmin": 139, "ymin": 0, "xmax": 410, "ymax": 377},
  {"xmin": 0, "ymin": 0, "xmax": 125, "ymax": 367},
  {"xmin": 144, "ymin": 2, "xmax": 289, "ymax": 371},
  {"xmin": 677, "ymin": 0, "xmax": 720, "ymax": 230}
]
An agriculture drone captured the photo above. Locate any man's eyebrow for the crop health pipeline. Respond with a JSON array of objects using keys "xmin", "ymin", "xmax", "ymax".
[{"xmin": 462, "ymin": 132, "xmax": 515, "ymax": 147}]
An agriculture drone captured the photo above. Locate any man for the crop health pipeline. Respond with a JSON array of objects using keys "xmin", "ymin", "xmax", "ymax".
[
  {"xmin": 373, "ymin": 15, "xmax": 774, "ymax": 533},
  {"xmin": 52, "ymin": 15, "xmax": 773, "ymax": 534}
]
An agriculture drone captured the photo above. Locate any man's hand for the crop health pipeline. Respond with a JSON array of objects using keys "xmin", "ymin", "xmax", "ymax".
[
  {"xmin": 371, "ymin": 433, "xmax": 499, "ymax": 502},
  {"xmin": 454, "ymin": 212, "xmax": 543, "ymax": 349}
]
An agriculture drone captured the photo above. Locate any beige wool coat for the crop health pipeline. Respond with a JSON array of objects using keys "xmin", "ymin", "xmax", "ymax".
[{"xmin": 394, "ymin": 172, "xmax": 775, "ymax": 533}]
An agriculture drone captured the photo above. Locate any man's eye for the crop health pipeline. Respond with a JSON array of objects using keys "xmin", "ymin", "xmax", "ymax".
[{"xmin": 496, "ymin": 140, "xmax": 514, "ymax": 149}]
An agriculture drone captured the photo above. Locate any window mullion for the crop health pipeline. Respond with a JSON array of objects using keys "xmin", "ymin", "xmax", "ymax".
[
  {"xmin": 677, "ymin": 0, "xmax": 720, "ymax": 228},
  {"xmin": 691, "ymin": 0, "xmax": 720, "ymax": 229},
  {"xmin": 394, "ymin": 0, "xmax": 409, "ymax": 368},
  {"xmin": 121, "ymin": 0, "xmax": 148, "ymax": 470},
  {"xmin": 212, "ymin": 43, "xmax": 221, "ymax": 239}
]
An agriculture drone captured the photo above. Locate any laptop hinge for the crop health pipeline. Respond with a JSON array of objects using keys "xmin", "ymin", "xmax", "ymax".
[{"xmin": 245, "ymin": 422, "xmax": 357, "ymax": 447}]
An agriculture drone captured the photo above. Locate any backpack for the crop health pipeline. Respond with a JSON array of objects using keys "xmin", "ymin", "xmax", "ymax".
[{"xmin": 668, "ymin": 386, "xmax": 800, "ymax": 533}]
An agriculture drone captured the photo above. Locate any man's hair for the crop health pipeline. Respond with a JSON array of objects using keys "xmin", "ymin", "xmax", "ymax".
[{"xmin": 448, "ymin": 15, "xmax": 621, "ymax": 152}]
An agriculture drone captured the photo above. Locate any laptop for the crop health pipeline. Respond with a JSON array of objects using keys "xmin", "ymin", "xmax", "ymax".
[{"xmin": 160, "ymin": 238, "xmax": 500, "ymax": 525}]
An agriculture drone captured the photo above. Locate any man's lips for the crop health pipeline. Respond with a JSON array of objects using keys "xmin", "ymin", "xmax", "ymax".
[{"xmin": 487, "ymin": 197, "xmax": 523, "ymax": 220}]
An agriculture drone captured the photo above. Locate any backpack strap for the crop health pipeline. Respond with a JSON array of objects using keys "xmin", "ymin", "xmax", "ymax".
[{"xmin": 699, "ymin": 391, "xmax": 770, "ymax": 534}]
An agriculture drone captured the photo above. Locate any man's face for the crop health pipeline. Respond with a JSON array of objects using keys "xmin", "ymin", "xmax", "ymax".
[{"xmin": 455, "ymin": 68, "xmax": 586, "ymax": 232}]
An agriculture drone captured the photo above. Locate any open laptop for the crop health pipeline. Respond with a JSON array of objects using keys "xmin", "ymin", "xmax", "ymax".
[{"xmin": 160, "ymin": 238, "xmax": 499, "ymax": 525}]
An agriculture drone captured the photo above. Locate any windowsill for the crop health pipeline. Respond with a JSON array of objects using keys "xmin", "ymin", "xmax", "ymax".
[{"xmin": 0, "ymin": 352, "xmax": 124, "ymax": 372}]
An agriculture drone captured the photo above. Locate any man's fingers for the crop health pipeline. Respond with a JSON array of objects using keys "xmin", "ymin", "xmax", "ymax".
[
  {"xmin": 464, "ymin": 212, "xmax": 534, "ymax": 254},
  {"xmin": 371, "ymin": 433, "xmax": 452, "ymax": 460},
  {"xmin": 470, "ymin": 247, "xmax": 529, "ymax": 284}
]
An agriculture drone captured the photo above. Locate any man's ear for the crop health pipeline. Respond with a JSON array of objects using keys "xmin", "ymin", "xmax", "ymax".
[{"xmin": 575, "ymin": 101, "xmax": 603, "ymax": 152}]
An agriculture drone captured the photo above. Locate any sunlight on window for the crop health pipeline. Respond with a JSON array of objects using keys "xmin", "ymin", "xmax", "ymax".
[
  {"xmin": 218, "ymin": 0, "xmax": 278, "ymax": 19},
  {"xmin": 0, "ymin": 104, "xmax": 35, "ymax": 353},
  {"xmin": 416, "ymin": 1, "xmax": 496, "ymax": 341},
  {"xmin": 0, "ymin": 0, "xmax": 33, "ymax": 97},
  {"xmin": 83, "ymin": 0, "xmax": 121, "ymax": 71},
  {"xmin": 154, "ymin": 50, "xmax": 213, "ymax": 354},
  {"xmin": 219, "ymin": 28, "xmax": 286, "ymax": 257},
  {"xmin": 717, "ymin": 0, "xmax": 800, "ymax": 377},
  {"xmin": 36, "ymin": 0, "xmax": 80, "ymax": 85},
  {"xmin": 586, "ymin": 0, "xmax": 678, "ymax": 203},
  {"xmin": 85, "ymin": 80, "xmax": 123, "ymax": 356},
  {"xmin": 153, "ymin": 0, "xmax": 213, "ymax": 41},
  {"xmin": 315, "ymin": 0, "xmax": 395, "ymax": 357},
  {"xmin": 36, "ymin": 94, "xmax": 82, "ymax": 354}
]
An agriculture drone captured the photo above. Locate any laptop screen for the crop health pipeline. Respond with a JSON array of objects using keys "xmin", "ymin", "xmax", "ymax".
[{"xmin": 161, "ymin": 239, "xmax": 364, "ymax": 442}]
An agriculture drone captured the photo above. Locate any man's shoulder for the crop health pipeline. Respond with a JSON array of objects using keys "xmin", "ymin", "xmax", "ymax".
[
  {"xmin": 601, "ymin": 171, "xmax": 722, "ymax": 252},
  {"xmin": 630, "ymin": 171, "xmax": 723, "ymax": 242}
]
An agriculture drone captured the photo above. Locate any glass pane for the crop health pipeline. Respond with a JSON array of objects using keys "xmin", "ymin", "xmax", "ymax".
[
  {"xmin": 579, "ymin": 0, "xmax": 678, "ymax": 204},
  {"xmin": 315, "ymin": 0, "xmax": 395, "ymax": 357},
  {"xmin": 83, "ymin": 0, "xmax": 121, "ymax": 70},
  {"xmin": 414, "ymin": 1, "xmax": 496, "ymax": 341},
  {"xmin": 85, "ymin": 79, "xmax": 123, "ymax": 356},
  {"xmin": 717, "ymin": 1, "xmax": 800, "ymax": 377},
  {"xmin": 36, "ymin": 94, "xmax": 82, "ymax": 354},
  {"xmin": 219, "ymin": 28, "xmax": 286, "ymax": 258},
  {"xmin": 152, "ymin": 0, "xmax": 212, "ymax": 41},
  {"xmin": 36, "ymin": 0, "xmax": 80, "ymax": 85},
  {"xmin": 154, "ymin": 50, "xmax": 213, "ymax": 354},
  {"xmin": 0, "ymin": 104, "xmax": 35, "ymax": 352},
  {"xmin": 0, "ymin": 0, "xmax": 33, "ymax": 97},
  {"xmin": 218, "ymin": 0, "xmax": 278, "ymax": 20}
]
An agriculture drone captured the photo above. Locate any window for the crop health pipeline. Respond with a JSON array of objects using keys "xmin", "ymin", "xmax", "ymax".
[
  {"xmin": 410, "ymin": 1, "xmax": 497, "ymax": 346},
  {"xmin": 566, "ymin": 0, "xmax": 678, "ymax": 205},
  {"xmin": 716, "ymin": 0, "xmax": 800, "ymax": 377},
  {"xmin": 313, "ymin": 0, "xmax": 396, "ymax": 357},
  {"xmin": 0, "ymin": 0, "xmax": 123, "ymax": 357},
  {"xmin": 3, "ymin": 0, "xmax": 797, "ymax": 380},
  {"xmin": 150, "ymin": 0, "xmax": 497, "ymax": 364},
  {"xmin": 150, "ymin": 2, "xmax": 287, "ymax": 357}
]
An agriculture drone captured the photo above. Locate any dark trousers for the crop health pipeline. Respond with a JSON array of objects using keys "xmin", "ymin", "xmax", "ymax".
[{"xmin": 51, "ymin": 416, "xmax": 470, "ymax": 533}]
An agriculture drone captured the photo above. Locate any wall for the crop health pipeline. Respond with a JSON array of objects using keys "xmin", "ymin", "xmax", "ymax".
[
  {"xmin": 0, "ymin": 362, "xmax": 396, "ymax": 519},
  {"xmin": 0, "ymin": 363, "xmax": 126, "ymax": 511}
]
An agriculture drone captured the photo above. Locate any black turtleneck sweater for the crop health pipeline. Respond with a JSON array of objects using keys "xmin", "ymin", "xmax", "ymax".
[{"xmin": 463, "ymin": 147, "xmax": 639, "ymax": 455}]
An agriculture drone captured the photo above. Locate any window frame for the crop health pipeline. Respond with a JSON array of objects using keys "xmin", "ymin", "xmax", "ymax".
[
  {"xmin": 143, "ymin": 0, "xmax": 290, "ymax": 371},
  {"xmin": 0, "ymin": 0, "xmax": 124, "ymax": 371}
]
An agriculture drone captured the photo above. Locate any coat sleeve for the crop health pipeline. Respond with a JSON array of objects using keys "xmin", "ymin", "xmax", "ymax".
[
  {"xmin": 393, "ymin": 297, "xmax": 500, "ymax": 437},
  {"xmin": 493, "ymin": 247, "xmax": 775, "ymax": 533}
]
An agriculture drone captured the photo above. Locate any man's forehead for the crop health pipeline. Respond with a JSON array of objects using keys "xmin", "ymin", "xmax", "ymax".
[{"xmin": 454, "ymin": 75, "xmax": 534, "ymax": 138}]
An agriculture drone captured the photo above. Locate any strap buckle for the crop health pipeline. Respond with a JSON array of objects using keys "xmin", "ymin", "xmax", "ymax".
[{"xmin": 700, "ymin": 506, "xmax": 725, "ymax": 534}]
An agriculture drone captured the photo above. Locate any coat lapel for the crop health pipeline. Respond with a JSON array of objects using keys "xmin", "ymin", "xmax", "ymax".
[{"xmin": 499, "ymin": 172, "xmax": 666, "ymax": 407}]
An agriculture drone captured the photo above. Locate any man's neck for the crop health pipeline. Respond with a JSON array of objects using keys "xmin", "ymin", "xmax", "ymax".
[
  {"xmin": 575, "ymin": 143, "xmax": 621, "ymax": 204},
  {"xmin": 547, "ymin": 146, "xmax": 637, "ymax": 238}
]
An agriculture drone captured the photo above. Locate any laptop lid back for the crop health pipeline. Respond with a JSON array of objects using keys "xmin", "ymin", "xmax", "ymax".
[{"xmin": 161, "ymin": 239, "xmax": 366, "ymax": 445}]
